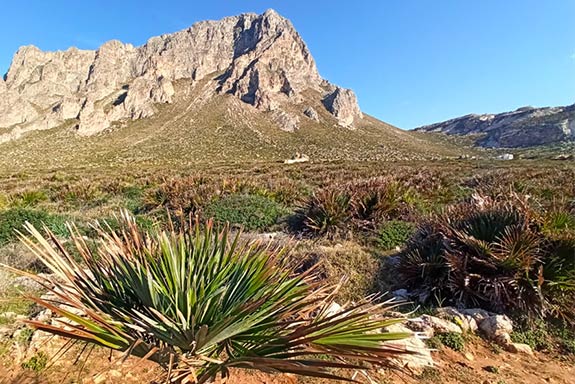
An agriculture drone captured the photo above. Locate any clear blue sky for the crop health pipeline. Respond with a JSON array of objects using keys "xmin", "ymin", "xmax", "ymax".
[{"xmin": 0, "ymin": 1, "xmax": 573, "ymax": 129}]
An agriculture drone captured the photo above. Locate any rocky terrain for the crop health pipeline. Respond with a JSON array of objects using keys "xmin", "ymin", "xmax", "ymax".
[
  {"xmin": 416, "ymin": 104, "xmax": 575, "ymax": 148},
  {"xmin": 0, "ymin": 10, "xmax": 463, "ymax": 172},
  {"xmin": 0, "ymin": 9, "xmax": 364, "ymax": 143}
]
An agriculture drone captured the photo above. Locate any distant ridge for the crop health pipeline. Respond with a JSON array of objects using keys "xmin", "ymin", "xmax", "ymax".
[{"xmin": 416, "ymin": 104, "xmax": 575, "ymax": 148}]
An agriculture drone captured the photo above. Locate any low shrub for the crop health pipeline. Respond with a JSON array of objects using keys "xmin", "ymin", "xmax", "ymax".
[
  {"xmin": 0, "ymin": 208, "xmax": 68, "ymax": 246},
  {"xmin": 298, "ymin": 178, "xmax": 418, "ymax": 238},
  {"xmin": 10, "ymin": 190, "xmax": 48, "ymax": 207},
  {"xmin": 436, "ymin": 332, "xmax": 465, "ymax": 352},
  {"xmin": 299, "ymin": 188, "xmax": 353, "ymax": 237},
  {"xmin": 21, "ymin": 351, "xmax": 48, "ymax": 372},
  {"xmin": 397, "ymin": 194, "xmax": 575, "ymax": 322},
  {"xmin": 377, "ymin": 220, "xmax": 416, "ymax": 251},
  {"xmin": 204, "ymin": 193, "xmax": 288, "ymax": 231}
]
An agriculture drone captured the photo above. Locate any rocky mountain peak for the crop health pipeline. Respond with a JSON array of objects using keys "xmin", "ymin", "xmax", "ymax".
[{"xmin": 0, "ymin": 9, "xmax": 364, "ymax": 142}]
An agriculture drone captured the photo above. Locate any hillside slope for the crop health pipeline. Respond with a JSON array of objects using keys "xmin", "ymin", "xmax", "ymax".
[{"xmin": 0, "ymin": 79, "xmax": 461, "ymax": 173}]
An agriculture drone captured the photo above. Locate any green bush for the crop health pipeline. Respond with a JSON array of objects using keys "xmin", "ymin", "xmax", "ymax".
[
  {"xmin": 204, "ymin": 194, "xmax": 287, "ymax": 231},
  {"xmin": 0, "ymin": 208, "xmax": 68, "ymax": 246},
  {"xmin": 11, "ymin": 190, "xmax": 48, "ymax": 207},
  {"xmin": 436, "ymin": 332, "xmax": 465, "ymax": 352},
  {"xmin": 377, "ymin": 220, "xmax": 415, "ymax": 251},
  {"xmin": 21, "ymin": 351, "xmax": 48, "ymax": 372}
]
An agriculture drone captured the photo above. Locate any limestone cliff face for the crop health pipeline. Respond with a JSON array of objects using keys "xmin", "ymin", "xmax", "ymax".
[
  {"xmin": 416, "ymin": 104, "xmax": 575, "ymax": 148},
  {"xmin": 0, "ymin": 9, "xmax": 363, "ymax": 142}
]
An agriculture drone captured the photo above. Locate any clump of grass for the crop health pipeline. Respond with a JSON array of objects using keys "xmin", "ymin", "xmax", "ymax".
[
  {"xmin": 203, "ymin": 193, "xmax": 288, "ymax": 231},
  {"xmin": 436, "ymin": 332, "xmax": 465, "ymax": 352},
  {"xmin": 11, "ymin": 190, "xmax": 48, "ymax": 208}
]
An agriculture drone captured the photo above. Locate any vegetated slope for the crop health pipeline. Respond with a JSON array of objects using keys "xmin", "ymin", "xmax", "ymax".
[
  {"xmin": 416, "ymin": 104, "xmax": 575, "ymax": 148},
  {"xmin": 0, "ymin": 79, "xmax": 462, "ymax": 173}
]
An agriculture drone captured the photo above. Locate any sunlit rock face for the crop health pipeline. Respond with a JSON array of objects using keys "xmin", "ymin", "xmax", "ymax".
[{"xmin": 0, "ymin": 9, "xmax": 363, "ymax": 142}]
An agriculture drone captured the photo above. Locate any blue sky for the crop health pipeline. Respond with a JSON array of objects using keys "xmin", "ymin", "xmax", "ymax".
[{"xmin": 0, "ymin": 1, "xmax": 573, "ymax": 129}]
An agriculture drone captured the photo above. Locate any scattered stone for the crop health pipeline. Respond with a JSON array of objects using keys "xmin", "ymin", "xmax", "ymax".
[
  {"xmin": 464, "ymin": 352, "xmax": 475, "ymax": 361},
  {"xmin": 303, "ymin": 107, "xmax": 319, "ymax": 121},
  {"xmin": 461, "ymin": 308, "xmax": 493, "ymax": 324},
  {"xmin": 408, "ymin": 315, "xmax": 463, "ymax": 337},
  {"xmin": 325, "ymin": 302, "xmax": 343, "ymax": 317},
  {"xmin": 383, "ymin": 323, "xmax": 433, "ymax": 375},
  {"xmin": 434, "ymin": 307, "xmax": 478, "ymax": 333},
  {"xmin": 506, "ymin": 342, "xmax": 534, "ymax": 355},
  {"xmin": 284, "ymin": 153, "xmax": 309, "ymax": 164}
]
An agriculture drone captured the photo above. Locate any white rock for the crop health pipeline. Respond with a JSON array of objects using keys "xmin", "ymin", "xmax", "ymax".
[
  {"xmin": 408, "ymin": 315, "xmax": 463, "ymax": 337},
  {"xmin": 507, "ymin": 342, "xmax": 534, "ymax": 355},
  {"xmin": 479, "ymin": 315, "xmax": 513, "ymax": 345},
  {"xmin": 383, "ymin": 323, "xmax": 433, "ymax": 374}
]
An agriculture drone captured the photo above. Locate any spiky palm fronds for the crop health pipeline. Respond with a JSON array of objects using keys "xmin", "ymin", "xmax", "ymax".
[
  {"xmin": 301, "ymin": 189, "xmax": 353, "ymax": 238},
  {"xmin": 7, "ymin": 213, "xmax": 411, "ymax": 383},
  {"xmin": 398, "ymin": 194, "xmax": 575, "ymax": 322}
]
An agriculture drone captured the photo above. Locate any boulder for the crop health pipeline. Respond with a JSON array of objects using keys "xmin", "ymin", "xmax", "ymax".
[
  {"xmin": 506, "ymin": 342, "xmax": 534, "ymax": 355},
  {"xmin": 407, "ymin": 314, "xmax": 463, "ymax": 337},
  {"xmin": 478, "ymin": 315, "xmax": 513, "ymax": 345},
  {"xmin": 434, "ymin": 307, "xmax": 478, "ymax": 333},
  {"xmin": 383, "ymin": 323, "xmax": 433, "ymax": 374},
  {"xmin": 303, "ymin": 106, "xmax": 319, "ymax": 121}
]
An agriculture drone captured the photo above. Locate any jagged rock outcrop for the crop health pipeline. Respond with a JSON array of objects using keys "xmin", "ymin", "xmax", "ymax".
[
  {"xmin": 323, "ymin": 87, "xmax": 363, "ymax": 128},
  {"xmin": 303, "ymin": 106, "xmax": 319, "ymax": 121},
  {"xmin": 0, "ymin": 9, "xmax": 363, "ymax": 142},
  {"xmin": 416, "ymin": 104, "xmax": 575, "ymax": 148}
]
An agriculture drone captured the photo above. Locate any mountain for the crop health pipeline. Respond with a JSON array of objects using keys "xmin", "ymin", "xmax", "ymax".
[
  {"xmin": 0, "ymin": 10, "xmax": 461, "ymax": 171},
  {"xmin": 416, "ymin": 104, "xmax": 575, "ymax": 148}
]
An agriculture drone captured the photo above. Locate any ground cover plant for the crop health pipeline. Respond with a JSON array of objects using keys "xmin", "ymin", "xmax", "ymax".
[{"xmin": 8, "ymin": 212, "xmax": 412, "ymax": 384}]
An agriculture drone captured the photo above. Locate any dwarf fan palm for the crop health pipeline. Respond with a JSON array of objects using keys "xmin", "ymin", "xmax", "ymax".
[{"xmin": 8, "ymin": 212, "xmax": 411, "ymax": 383}]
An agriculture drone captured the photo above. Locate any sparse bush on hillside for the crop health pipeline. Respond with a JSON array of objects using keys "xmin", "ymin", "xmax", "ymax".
[
  {"xmin": 16, "ymin": 213, "xmax": 411, "ymax": 383},
  {"xmin": 203, "ymin": 193, "xmax": 288, "ymax": 231},
  {"xmin": 0, "ymin": 208, "xmax": 68, "ymax": 246},
  {"xmin": 397, "ymin": 194, "xmax": 575, "ymax": 322}
]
